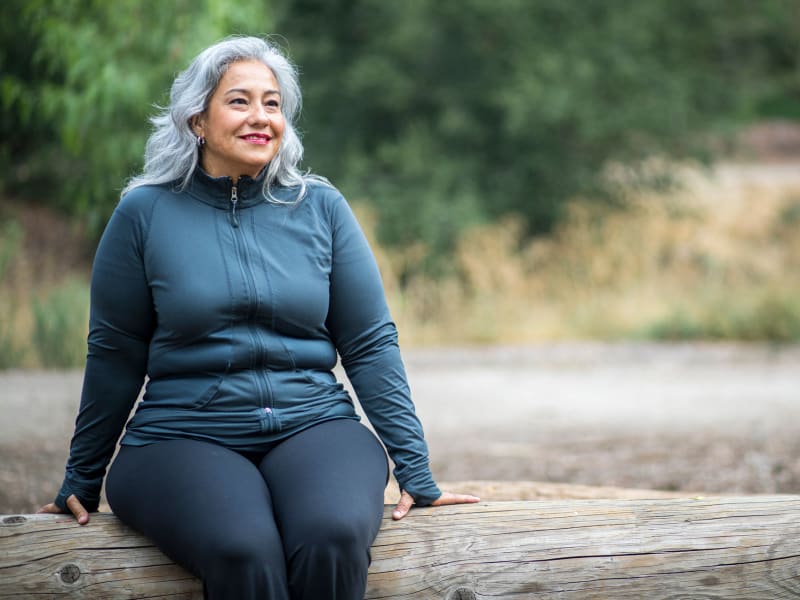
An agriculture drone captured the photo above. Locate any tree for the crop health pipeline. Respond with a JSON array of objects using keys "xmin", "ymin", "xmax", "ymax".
[
  {"xmin": 0, "ymin": 0, "xmax": 272, "ymax": 232},
  {"xmin": 1, "ymin": 0, "xmax": 798, "ymax": 264},
  {"xmin": 274, "ymin": 0, "xmax": 799, "ymax": 269}
]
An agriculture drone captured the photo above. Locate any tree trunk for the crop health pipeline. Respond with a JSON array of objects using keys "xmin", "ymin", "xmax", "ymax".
[{"xmin": 2, "ymin": 495, "xmax": 799, "ymax": 599}]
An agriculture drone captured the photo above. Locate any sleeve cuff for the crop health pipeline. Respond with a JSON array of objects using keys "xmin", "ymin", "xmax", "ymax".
[
  {"xmin": 401, "ymin": 480, "xmax": 442, "ymax": 507},
  {"xmin": 55, "ymin": 480, "xmax": 101, "ymax": 513}
]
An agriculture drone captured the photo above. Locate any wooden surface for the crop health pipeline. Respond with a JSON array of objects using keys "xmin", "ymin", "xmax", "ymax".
[
  {"xmin": 2, "ymin": 495, "xmax": 800, "ymax": 599},
  {"xmin": 384, "ymin": 479, "xmax": 695, "ymax": 503}
]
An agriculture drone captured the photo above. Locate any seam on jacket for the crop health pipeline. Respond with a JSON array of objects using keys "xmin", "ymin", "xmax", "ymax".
[{"xmin": 213, "ymin": 203, "xmax": 237, "ymax": 375}]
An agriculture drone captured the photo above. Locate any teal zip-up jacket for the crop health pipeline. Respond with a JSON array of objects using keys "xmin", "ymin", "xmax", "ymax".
[{"xmin": 55, "ymin": 169, "xmax": 441, "ymax": 511}]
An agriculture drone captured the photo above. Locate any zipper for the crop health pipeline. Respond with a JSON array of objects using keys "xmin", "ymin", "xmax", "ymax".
[
  {"xmin": 229, "ymin": 185, "xmax": 240, "ymax": 227},
  {"xmin": 227, "ymin": 191, "xmax": 272, "ymax": 420}
]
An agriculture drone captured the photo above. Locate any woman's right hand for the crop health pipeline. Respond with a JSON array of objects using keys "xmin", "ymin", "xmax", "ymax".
[{"xmin": 37, "ymin": 494, "xmax": 90, "ymax": 525}]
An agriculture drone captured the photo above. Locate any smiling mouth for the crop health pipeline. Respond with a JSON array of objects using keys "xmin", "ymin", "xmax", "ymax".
[{"xmin": 240, "ymin": 134, "xmax": 272, "ymax": 143}]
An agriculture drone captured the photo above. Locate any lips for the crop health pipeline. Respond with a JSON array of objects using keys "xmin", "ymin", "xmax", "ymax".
[{"xmin": 240, "ymin": 133, "xmax": 272, "ymax": 144}]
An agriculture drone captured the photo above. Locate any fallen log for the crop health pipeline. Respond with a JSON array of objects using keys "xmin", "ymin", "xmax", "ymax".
[
  {"xmin": 2, "ymin": 495, "xmax": 799, "ymax": 599},
  {"xmin": 384, "ymin": 479, "xmax": 695, "ymax": 503}
]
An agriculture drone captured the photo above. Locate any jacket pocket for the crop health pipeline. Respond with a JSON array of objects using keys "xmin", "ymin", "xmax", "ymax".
[
  {"xmin": 192, "ymin": 375, "xmax": 225, "ymax": 410},
  {"xmin": 301, "ymin": 368, "xmax": 338, "ymax": 389}
]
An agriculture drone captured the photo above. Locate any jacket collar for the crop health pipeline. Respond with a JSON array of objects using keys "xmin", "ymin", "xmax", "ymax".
[{"xmin": 184, "ymin": 166, "xmax": 269, "ymax": 209}]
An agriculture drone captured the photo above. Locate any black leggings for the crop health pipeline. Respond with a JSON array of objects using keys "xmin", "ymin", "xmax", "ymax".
[{"xmin": 106, "ymin": 419, "xmax": 389, "ymax": 600}]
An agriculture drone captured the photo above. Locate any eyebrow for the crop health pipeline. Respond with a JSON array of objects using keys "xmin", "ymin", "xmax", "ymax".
[{"xmin": 224, "ymin": 87, "xmax": 281, "ymax": 96}]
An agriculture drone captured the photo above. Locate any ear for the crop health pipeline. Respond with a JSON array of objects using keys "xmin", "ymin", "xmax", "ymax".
[{"xmin": 190, "ymin": 114, "xmax": 205, "ymax": 137}]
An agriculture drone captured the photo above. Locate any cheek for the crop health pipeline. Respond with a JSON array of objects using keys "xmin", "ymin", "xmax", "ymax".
[{"xmin": 273, "ymin": 116, "xmax": 287, "ymax": 139}]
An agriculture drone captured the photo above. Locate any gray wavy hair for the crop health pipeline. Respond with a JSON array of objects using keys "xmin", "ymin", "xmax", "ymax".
[{"xmin": 123, "ymin": 35, "xmax": 319, "ymax": 201}]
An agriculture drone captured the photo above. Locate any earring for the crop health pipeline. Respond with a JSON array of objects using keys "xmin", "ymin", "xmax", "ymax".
[{"xmin": 196, "ymin": 135, "xmax": 206, "ymax": 147}]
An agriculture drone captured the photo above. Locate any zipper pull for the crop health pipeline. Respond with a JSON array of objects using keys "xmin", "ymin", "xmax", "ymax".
[{"xmin": 229, "ymin": 185, "xmax": 240, "ymax": 227}]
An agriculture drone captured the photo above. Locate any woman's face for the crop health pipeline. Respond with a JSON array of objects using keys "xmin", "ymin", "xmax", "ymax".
[{"xmin": 193, "ymin": 60, "xmax": 285, "ymax": 181}]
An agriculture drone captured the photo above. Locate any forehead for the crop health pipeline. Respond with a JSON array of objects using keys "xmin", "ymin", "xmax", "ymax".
[{"xmin": 218, "ymin": 60, "xmax": 279, "ymax": 92}]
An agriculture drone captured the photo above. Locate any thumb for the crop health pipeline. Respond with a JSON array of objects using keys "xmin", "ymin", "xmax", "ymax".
[
  {"xmin": 66, "ymin": 495, "xmax": 90, "ymax": 525},
  {"xmin": 392, "ymin": 490, "xmax": 415, "ymax": 520}
]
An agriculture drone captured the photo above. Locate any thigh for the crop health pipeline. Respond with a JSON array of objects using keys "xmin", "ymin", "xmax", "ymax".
[
  {"xmin": 258, "ymin": 419, "xmax": 389, "ymax": 548},
  {"xmin": 106, "ymin": 439, "xmax": 286, "ymax": 575}
]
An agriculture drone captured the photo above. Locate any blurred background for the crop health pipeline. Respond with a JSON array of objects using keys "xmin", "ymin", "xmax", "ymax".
[
  {"xmin": 1, "ymin": 1, "xmax": 799, "ymax": 512},
  {"xmin": 2, "ymin": 0, "xmax": 800, "ymax": 358}
]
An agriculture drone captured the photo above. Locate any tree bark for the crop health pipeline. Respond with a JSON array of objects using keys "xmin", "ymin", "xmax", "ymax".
[{"xmin": 2, "ymin": 495, "xmax": 799, "ymax": 599}]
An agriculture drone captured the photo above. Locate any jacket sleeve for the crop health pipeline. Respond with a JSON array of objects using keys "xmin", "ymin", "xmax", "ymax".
[
  {"xmin": 55, "ymin": 198, "xmax": 156, "ymax": 512},
  {"xmin": 324, "ymin": 193, "xmax": 441, "ymax": 506}
]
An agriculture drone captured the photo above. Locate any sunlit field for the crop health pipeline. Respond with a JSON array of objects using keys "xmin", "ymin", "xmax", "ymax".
[{"xmin": 376, "ymin": 162, "xmax": 800, "ymax": 346}]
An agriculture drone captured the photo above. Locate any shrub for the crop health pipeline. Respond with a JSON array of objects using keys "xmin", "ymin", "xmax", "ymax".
[
  {"xmin": 0, "ymin": 219, "xmax": 24, "ymax": 368},
  {"xmin": 31, "ymin": 279, "xmax": 89, "ymax": 368}
]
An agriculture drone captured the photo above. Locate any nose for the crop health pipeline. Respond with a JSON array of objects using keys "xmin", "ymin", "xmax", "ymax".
[{"xmin": 249, "ymin": 104, "xmax": 270, "ymax": 126}]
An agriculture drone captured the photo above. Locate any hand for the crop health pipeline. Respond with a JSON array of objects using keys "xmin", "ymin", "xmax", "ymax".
[
  {"xmin": 392, "ymin": 489, "xmax": 480, "ymax": 520},
  {"xmin": 37, "ymin": 494, "xmax": 90, "ymax": 525}
]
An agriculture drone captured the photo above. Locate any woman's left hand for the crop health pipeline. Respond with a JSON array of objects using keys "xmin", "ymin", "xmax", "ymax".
[{"xmin": 392, "ymin": 490, "xmax": 480, "ymax": 520}]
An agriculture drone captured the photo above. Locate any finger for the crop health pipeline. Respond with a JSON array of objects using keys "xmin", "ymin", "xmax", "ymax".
[
  {"xmin": 37, "ymin": 503, "xmax": 62, "ymax": 514},
  {"xmin": 430, "ymin": 491, "xmax": 481, "ymax": 507},
  {"xmin": 392, "ymin": 490, "xmax": 415, "ymax": 521},
  {"xmin": 65, "ymin": 495, "xmax": 90, "ymax": 525}
]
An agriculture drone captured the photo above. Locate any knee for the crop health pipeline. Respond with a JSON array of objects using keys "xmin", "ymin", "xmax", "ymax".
[
  {"xmin": 200, "ymin": 526, "xmax": 290, "ymax": 598},
  {"xmin": 293, "ymin": 514, "xmax": 371, "ymax": 562},
  {"xmin": 205, "ymin": 525, "xmax": 284, "ymax": 574}
]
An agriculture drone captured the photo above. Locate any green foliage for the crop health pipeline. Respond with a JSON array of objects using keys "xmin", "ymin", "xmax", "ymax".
[
  {"xmin": 0, "ymin": 219, "xmax": 24, "ymax": 368},
  {"xmin": 642, "ymin": 292, "xmax": 800, "ymax": 343},
  {"xmin": 274, "ymin": 0, "xmax": 800, "ymax": 270},
  {"xmin": 0, "ymin": 218, "xmax": 22, "ymax": 279},
  {"xmin": 0, "ymin": 0, "xmax": 272, "ymax": 234},
  {"xmin": 0, "ymin": 324, "xmax": 22, "ymax": 369},
  {"xmin": 778, "ymin": 196, "xmax": 800, "ymax": 227},
  {"xmin": 1, "ymin": 0, "xmax": 798, "ymax": 268},
  {"xmin": 32, "ymin": 278, "xmax": 90, "ymax": 368}
]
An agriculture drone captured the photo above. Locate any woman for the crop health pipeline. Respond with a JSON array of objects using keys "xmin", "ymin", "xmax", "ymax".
[{"xmin": 38, "ymin": 35, "xmax": 478, "ymax": 599}]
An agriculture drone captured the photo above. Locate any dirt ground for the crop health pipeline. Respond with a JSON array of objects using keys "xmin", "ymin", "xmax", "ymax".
[{"xmin": 1, "ymin": 342, "xmax": 799, "ymax": 514}]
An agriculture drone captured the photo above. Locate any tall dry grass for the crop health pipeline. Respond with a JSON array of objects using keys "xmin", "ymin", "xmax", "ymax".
[
  {"xmin": 0, "ymin": 205, "xmax": 90, "ymax": 369},
  {"xmin": 1, "ymin": 162, "xmax": 798, "ymax": 368},
  {"xmin": 370, "ymin": 163, "xmax": 800, "ymax": 345}
]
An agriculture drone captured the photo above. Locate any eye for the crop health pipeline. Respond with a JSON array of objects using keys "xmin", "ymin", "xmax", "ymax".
[
  {"xmin": 229, "ymin": 98, "xmax": 248, "ymax": 105},
  {"xmin": 265, "ymin": 99, "xmax": 280, "ymax": 110}
]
